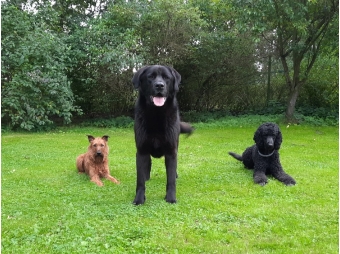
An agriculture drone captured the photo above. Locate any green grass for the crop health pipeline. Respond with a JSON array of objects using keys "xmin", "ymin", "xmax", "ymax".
[{"xmin": 2, "ymin": 124, "xmax": 338, "ymax": 253}]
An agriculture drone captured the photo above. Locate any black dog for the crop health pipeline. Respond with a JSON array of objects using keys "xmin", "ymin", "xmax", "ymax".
[
  {"xmin": 132, "ymin": 65, "xmax": 193, "ymax": 205},
  {"xmin": 229, "ymin": 122, "xmax": 296, "ymax": 186}
]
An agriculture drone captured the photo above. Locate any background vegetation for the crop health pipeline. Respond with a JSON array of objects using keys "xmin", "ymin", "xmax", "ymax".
[
  {"xmin": 2, "ymin": 119, "xmax": 338, "ymax": 253},
  {"xmin": 1, "ymin": 0, "xmax": 338, "ymax": 130}
]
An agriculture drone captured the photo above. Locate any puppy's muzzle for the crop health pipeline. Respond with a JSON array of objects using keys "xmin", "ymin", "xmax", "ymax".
[{"xmin": 266, "ymin": 137, "xmax": 274, "ymax": 148}]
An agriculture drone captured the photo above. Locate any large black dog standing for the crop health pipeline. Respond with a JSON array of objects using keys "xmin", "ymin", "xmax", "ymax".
[
  {"xmin": 229, "ymin": 122, "xmax": 296, "ymax": 186},
  {"xmin": 132, "ymin": 65, "xmax": 193, "ymax": 205}
]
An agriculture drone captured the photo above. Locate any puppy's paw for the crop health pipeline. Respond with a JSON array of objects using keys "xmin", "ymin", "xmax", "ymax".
[
  {"xmin": 285, "ymin": 181, "xmax": 296, "ymax": 186},
  {"xmin": 284, "ymin": 177, "xmax": 296, "ymax": 186},
  {"xmin": 254, "ymin": 177, "xmax": 267, "ymax": 186}
]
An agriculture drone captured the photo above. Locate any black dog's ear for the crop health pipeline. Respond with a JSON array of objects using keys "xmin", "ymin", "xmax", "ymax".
[
  {"xmin": 166, "ymin": 66, "xmax": 181, "ymax": 92},
  {"xmin": 102, "ymin": 135, "xmax": 109, "ymax": 142},
  {"xmin": 253, "ymin": 128, "xmax": 261, "ymax": 145},
  {"xmin": 132, "ymin": 66, "xmax": 150, "ymax": 89},
  {"xmin": 87, "ymin": 135, "xmax": 95, "ymax": 142},
  {"xmin": 274, "ymin": 127, "xmax": 282, "ymax": 150}
]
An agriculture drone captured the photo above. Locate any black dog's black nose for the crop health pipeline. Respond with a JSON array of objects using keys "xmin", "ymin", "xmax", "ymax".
[
  {"xmin": 266, "ymin": 137, "xmax": 274, "ymax": 147},
  {"xmin": 155, "ymin": 82, "xmax": 165, "ymax": 89}
]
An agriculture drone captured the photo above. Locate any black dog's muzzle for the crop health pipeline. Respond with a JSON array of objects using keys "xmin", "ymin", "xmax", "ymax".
[
  {"xmin": 154, "ymin": 81, "xmax": 165, "ymax": 90},
  {"xmin": 266, "ymin": 136, "xmax": 274, "ymax": 148}
]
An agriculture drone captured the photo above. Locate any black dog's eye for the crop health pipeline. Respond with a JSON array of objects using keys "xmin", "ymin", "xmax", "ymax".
[
  {"xmin": 147, "ymin": 74, "xmax": 156, "ymax": 79},
  {"xmin": 162, "ymin": 75, "xmax": 170, "ymax": 80}
]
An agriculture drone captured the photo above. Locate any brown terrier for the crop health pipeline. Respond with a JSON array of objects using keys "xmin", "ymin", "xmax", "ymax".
[{"xmin": 76, "ymin": 135, "xmax": 120, "ymax": 186}]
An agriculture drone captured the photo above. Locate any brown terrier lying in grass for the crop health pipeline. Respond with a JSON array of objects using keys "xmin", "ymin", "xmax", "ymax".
[{"xmin": 76, "ymin": 135, "xmax": 120, "ymax": 186}]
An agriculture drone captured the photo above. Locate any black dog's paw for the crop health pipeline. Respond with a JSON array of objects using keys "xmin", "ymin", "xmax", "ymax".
[
  {"xmin": 284, "ymin": 180, "xmax": 296, "ymax": 186},
  {"xmin": 146, "ymin": 174, "xmax": 150, "ymax": 181},
  {"xmin": 164, "ymin": 195, "xmax": 177, "ymax": 204},
  {"xmin": 133, "ymin": 195, "xmax": 146, "ymax": 205},
  {"xmin": 254, "ymin": 177, "xmax": 268, "ymax": 186},
  {"xmin": 254, "ymin": 176, "xmax": 268, "ymax": 186}
]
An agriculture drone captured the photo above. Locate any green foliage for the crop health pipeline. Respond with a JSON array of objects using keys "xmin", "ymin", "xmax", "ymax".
[
  {"xmin": 2, "ymin": 125, "xmax": 338, "ymax": 253},
  {"xmin": 66, "ymin": 2, "xmax": 141, "ymax": 115},
  {"xmin": 138, "ymin": 0, "xmax": 205, "ymax": 65},
  {"xmin": 79, "ymin": 116, "xmax": 134, "ymax": 128},
  {"xmin": 231, "ymin": 0, "xmax": 339, "ymax": 122},
  {"xmin": 182, "ymin": 110, "xmax": 232, "ymax": 123},
  {"xmin": 1, "ymin": 1, "xmax": 337, "ymax": 130},
  {"xmin": 1, "ymin": 4, "xmax": 81, "ymax": 131},
  {"xmin": 177, "ymin": 0, "xmax": 259, "ymax": 112},
  {"xmin": 294, "ymin": 107, "xmax": 338, "ymax": 126},
  {"xmin": 299, "ymin": 53, "xmax": 339, "ymax": 109},
  {"xmin": 182, "ymin": 109, "xmax": 338, "ymax": 127}
]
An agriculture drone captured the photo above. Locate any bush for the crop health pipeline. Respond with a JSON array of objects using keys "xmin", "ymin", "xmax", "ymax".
[
  {"xmin": 79, "ymin": 116, "xmax": 134, "ymax": 128},
  {"xmin": 1, "ymin": 5, "xmax": 81, "ymax": 131}
]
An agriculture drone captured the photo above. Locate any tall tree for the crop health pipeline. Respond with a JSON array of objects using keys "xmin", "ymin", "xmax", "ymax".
[
  {"xmin": 233, "ymin": 0, "xmax": 338, "ymax": 122},
  {"xmin": 138, "ymin": 0, "xmax": 204, "ymax": 65},
  {"xmin": 176, "ymin": 0, "xmax": 259, "ymax": 112}
]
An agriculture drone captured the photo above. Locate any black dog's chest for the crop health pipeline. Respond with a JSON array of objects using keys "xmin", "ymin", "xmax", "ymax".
[
  {"xmin": 256, "ymin": 154, "xmax": 278, "ymax": 174},
  {"xmin": 147, "ymin": 130, "xmax": 177, "ymax": 156},
  {"xmin": 137, "ymin": 119, "xmax": 179, "ymax": 158},
  {"xmin": 149, "ymin": 137, "xmax": 166, "ymax": 158}
]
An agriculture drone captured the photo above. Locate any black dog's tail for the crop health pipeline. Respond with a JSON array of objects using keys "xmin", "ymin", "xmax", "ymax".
[
  {"xmin": 228, "ymin": 152, "xmax": 243, "ymax": 161},
  {"xmin": 180, "ymin": 122, "xmax": 194, "ymax": 136}
]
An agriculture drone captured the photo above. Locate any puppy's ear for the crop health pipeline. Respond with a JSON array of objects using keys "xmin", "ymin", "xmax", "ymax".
[
  {"xmin": 87, "ymin": 135, "xmax": 95, "ymax": 142},
  {"xmin": 102, "ymin": 135, "xmax": 109, "ymax": 142},
  {"xmin": 253, "ymin": 128, "xmax": 261, "ymax": 145},
  {"xmin": 274, "ymin": 127, "xmax": 282, "ymax": 150},
  {"xmin": 132, "ymin": 66, "xmax": 150, "ymax": 89},
  {"xmin": 167, "ymin": 66, "xmax": 181, "ymax": 92}
]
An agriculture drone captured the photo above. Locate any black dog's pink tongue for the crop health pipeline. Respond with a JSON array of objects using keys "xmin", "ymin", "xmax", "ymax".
[{"xmin": 153, "ymin": 97, "xmax": 166, "ymax": 106}]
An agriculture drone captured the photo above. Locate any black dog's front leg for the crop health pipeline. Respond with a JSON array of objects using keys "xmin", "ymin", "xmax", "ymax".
[
  {"xmin": 253, "ymin": 164, "xmax": 268, "ymax": 186},
  {"xmin": 164, "ymin": 153, "xmax": 177, "ymax": 203},
  {"xmin": 133, "ymin": 152, "xmax": 150, "ymax": 205},
  {"xmin": 271, "ymin": 165, "xmax": 296, "ymax": 186}
]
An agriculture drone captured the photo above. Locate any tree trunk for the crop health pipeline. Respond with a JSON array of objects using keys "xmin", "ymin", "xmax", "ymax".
[
  {"xmin": 285, "ymin": 87, "xmax": 299, "ymax": 123},
  {"xmin": 282, "ymin": 51, "xmax": 303, "ymax": 123}
]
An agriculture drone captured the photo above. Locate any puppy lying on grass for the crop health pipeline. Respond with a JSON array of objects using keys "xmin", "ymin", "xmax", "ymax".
[{"xmin": 229, "ymin": 123, "xmax": 296, "ymax": 186}]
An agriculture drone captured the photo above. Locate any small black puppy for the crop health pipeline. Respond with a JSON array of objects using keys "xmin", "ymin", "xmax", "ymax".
[{"xmin": 229, "ymin": 122, "xmax": 296, "ymax": 186}]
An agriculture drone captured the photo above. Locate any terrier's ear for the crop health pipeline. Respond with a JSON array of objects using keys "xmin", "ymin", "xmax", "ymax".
[
  {"xmin": 102, "ymin": 135, "xmax": 109, "ymax": 142},
  {"xmin": 87, "ymin": 135, "xmax": 95, "ymax": 142}
]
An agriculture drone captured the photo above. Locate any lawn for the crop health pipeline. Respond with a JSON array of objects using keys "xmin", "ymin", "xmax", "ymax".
[{"xmin": 1, "ymin": 123, "xmax": 338, "ymax": 253}]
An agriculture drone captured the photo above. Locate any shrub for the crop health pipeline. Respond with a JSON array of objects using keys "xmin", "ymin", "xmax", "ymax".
[
  {"xmin": 1, "ymin": 5, "xmax": 81, "ymax": 131},
  {"xmin": 80, "ymin": 116, "xmax": 134, "ymax": 128}
]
